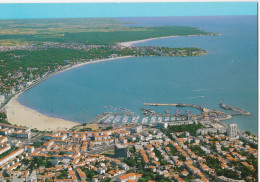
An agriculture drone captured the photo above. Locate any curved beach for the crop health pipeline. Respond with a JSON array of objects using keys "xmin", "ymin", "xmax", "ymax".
[
  {"xmin": 119, "ymin": 34, "xmax": 209, "ymax": 47},
  {"xmin": 6, "ymin": 94, "xmax": 79, "ymax": 131},
  {"xmin": 5, "ymin": 56, "xmax": 133, "ymax": 131},
  {"xmin": 119, "ymin": 35, "xmax": 179, "ymax": 47}
]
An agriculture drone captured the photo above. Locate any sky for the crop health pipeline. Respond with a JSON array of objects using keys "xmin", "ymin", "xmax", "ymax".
[{"xmin": 0, "ymin": 2, "xmax": 257, "ymax": 19}]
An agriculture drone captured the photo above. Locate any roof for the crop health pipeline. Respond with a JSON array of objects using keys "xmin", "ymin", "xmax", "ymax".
[{"xmin": 118, "ymin": 173, "xmax": 136, "ymax": 180}]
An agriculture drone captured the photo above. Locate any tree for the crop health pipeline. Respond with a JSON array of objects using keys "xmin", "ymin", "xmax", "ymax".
[
  {"xmin": 106, "ymin": 126, "xmax": 113, "ymax": 130},
  {"xmin": 245, "ymin": 131, "xmax": 251, "ymax": 135},
  {"xmin": 0, "ymin": 112, "xmax": 10, "ymax": 124},
  {"xmin": 123, "ymin": 158, "xmax": 136, "ymax": 167},
  {"xmin": 33, "ymin": 141, "xmax": 44, "ymax": 148},
  {"xmin": 217, "ymin": 169, "xmax": 241, "ymax": 180},
  {"xmin": 57, "ymin": 169, "xmax": 68, "ymax": 179},
  {"xmin": 101, "ymin": 177, "xmax": 111, "ymax": 182},
  {"xmin": 127, "ymin": 169, "xmax": 135, "ymax": 173},
  {"xmin": 130, "ymin": 146, "xmax": 136, "ymax": 153},
  {"xmin": 138, "ymin": 178, "xmax": 146, "ymax": 182},
  {"xmin": 22, "ymin": 159, "xmax": 30, "ymax": 165},
  {"xmin": 46, "ymin": 160, "xmax": 52, "ymax": 168}
]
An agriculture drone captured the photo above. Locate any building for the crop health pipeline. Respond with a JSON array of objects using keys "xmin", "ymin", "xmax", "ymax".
[
  {"xmin": 114, "ymin": 144, "xmax": 130, "ymax": 158},
  {"xmin": 0, "ymin": 95, "xmax": 5, "ymax": 105},
  {"xmin": 0, "ymin": 148, "xmax": 24, "ymax": 166},
  {"xmin": 155, "ymin": 122, "xmax": 168, "ymax": 129},
  {"xmin": 11, "ymin": 130, "xmax": 31, "ymax": 139},
  {"xmin": 215, "ymin": 176, "xmax": 245, "ymax": 182},
  {"xmin": 116, "ymin": 173, "xmax": 141, "ymax": 182},
  {"xmin": 227, "ymin": 124, "xmax": 238, "ymax": 138},
  {"xmin": 134, "ymin": 145, "xmax": 143, "ymax": 152},
  {"xmin": 134, "ymin": 125, "xmax": 142, "ymax": 133}
]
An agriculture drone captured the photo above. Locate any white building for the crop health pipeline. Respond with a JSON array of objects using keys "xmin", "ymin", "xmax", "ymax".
[
  {"xmin": 0, "ymin": 147, "xmax": 24, "ymax": 166},
  {"xmin": 134, "ymin": 125, "xmax": 142, "ymax": 133},
  {"xmin": 227, "ymin": 124, "xmax": 238, "ymax": 138},
  {"xmin": 0, "ymin": 95, "xmax": 5, "ymax": 105}
]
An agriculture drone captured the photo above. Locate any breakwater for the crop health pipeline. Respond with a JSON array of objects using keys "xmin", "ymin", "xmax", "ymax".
[
  {"xmin": 143, "ymin": 103, "xmax": 210, "ymax": 112},
  {"xmin": 219, "ymin": 102, "xmax": 251, "ymax": 116}
]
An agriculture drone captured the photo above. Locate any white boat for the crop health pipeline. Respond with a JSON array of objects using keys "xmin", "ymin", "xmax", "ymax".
[
  {"xmin": 141, "ymin": 117, "xmax": 148, "ymax": 124},
  {"xmin": 104, "ymin": 116, "xmax": 114, "ymax": 123},
  {"xmin": 122, "ymin": 116, "xmax": 129, "ymax": 123},
  {"xmin": 112, "ymin": 116, "xmax": 121, "ymax": 124},
  {"xmin": 165, "ymin": 117, "xmax": 170, "ymax": 122},
  {"xmin": 158, "ymin": 117, "xmax": 163, "ymax": 122},
  {"xmin": 151, "ymin": 116, "xmax": 156, "ymax": 123}
]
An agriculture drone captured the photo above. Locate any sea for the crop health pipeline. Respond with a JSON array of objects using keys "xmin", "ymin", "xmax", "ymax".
[{"xmin": 18, "ymin": 16, "xmax": 258, "ymax": 134}]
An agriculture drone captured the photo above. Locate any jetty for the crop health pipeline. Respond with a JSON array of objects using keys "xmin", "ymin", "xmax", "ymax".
[
  {"xmin": 219, "ymin": 102, "xmax": 250, "ymax": 116},
  {"xmin": 143, "ymin": 103, "xmax": 210, "ymax": 112}
]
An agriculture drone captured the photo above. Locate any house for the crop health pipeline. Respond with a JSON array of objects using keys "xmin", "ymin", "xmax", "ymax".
[{"xmin": 116, "ymin": 173, "xmax": 140, "ymax": 182}]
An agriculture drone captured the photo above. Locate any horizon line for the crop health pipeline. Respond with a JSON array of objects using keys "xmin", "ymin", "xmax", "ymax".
[{"xmin": 0, "ymin": 14, "xmax": 257, "ymax": 20}]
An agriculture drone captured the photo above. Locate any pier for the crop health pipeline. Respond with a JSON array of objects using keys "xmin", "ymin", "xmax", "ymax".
[
  {"xmin": 143, "ymin": 103, "xmax": 209, "ymax": 112},
  {"xmin": 94, "ymin": 102, "xmax": 250, "ymax": 125},
  {"xmin": 219, "ymin": 102, "xmax": 250, "ymax": 116}
]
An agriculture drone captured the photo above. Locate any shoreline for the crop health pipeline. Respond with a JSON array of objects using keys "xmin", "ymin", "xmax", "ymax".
[
  {"xmin": 119, "ymin": 34, "xmax": 210, "ymax": 47},
  {"xmin": 5, "ymin": 93, "xmax": 80, "ymax": 131},
  {"xmin": 3, "ymin": 33, "xmax": 219, "ymax": 131},
  {"xmin": 5, "ymin": 56, "xmax": 133, "ymax": 131},
  {"xmin": 51, "ymin": 56, "xmax": 134, "ymax": 77}
]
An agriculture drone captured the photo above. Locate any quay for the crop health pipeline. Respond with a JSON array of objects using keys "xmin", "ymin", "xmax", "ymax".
[
  {"xmin": 219, "ymin": 102, "xmax": 251, "ymax": 116},
  {"xmin": 143, "ymin": 103, "xmax": 209, "ymax": 112}
]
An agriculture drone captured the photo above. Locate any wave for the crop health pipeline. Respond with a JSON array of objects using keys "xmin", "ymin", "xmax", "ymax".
[
  {"xmin": 174, "ymin": 85, "xmax": 192, "ymax": 88},
  {"xmin": 192, "ymin": 89, "xmax": 210, "ymax": 92},
  {"xmin": 192, "ymin": 88, "xmax": 225, "ymax": 92},
  {"xmin": 184, "ymin": 96, "xmax": 205, "ymax": 99}
]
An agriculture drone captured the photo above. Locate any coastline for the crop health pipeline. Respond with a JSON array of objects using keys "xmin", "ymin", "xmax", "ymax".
[
  {"xmin": 51, "ymin": 56, "xmax": 134, "ymax": 76},
  {"xmin": 3, "ymin": 33, "xmax": 218, "ymax": 131},
  {"xmin": 119, "ymin": 34, "xmax": 209, "ymax": 47},
  {"xmin": 5, "ymin": 56, "xmax": 133, "ymax": 131}
]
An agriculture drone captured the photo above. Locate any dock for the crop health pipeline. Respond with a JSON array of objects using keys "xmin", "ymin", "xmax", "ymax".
[{"xmin": 219, "ymin": 102, "xmax": 250, "ymax": 116}]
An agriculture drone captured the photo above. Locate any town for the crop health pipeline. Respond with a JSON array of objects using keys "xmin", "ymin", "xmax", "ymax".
[
  {"xmin": 0, "ymin": 101, "xmax": 257, "ymax": 181},
  {"xmin": 0, "ymin": 16, "xmax": 257, "ymax": 182}
]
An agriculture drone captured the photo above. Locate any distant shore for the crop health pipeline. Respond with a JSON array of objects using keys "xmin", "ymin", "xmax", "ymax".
[
  {"xmin": 5, "ymin": 56, "xmax": 133, "ymax": 131},
  {"xmin": 119, "ymin": 34, "xmax": 209, "ymax": 47}
]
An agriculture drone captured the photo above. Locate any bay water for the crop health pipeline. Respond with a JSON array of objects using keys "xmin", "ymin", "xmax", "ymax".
[{"xmin": 19, "ymin": 16, "xmax": 258, "ymax": 134}]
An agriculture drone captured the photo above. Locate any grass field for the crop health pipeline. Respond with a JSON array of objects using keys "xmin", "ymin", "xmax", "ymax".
[{"xmin": 73, "ymin": 123, "xmax": 100, "ymax": 132}]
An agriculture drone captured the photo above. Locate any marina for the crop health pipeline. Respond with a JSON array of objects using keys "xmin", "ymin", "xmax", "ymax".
[
  {"xmin": 95, "ymin": 101, "xmax": 250, "ymax": 127},
  {"xmin": 98, "ymin": 110, "xmax": 190, "ymax": 125}
]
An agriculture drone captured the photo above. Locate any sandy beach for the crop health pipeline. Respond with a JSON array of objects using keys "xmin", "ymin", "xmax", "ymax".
[
  {"xmin": 53, "ymin": 56, "xmax": 134, "ymax": 76},
  {"xmin": 119, "ymin": 35, "xmax": 180, "ymax": 47},
  {"xmin": 119, "ymin": 34, "xmax": 210, "ymax": 47},
  {"xmin": 5, "ymin": 93, "xmax": 79, "ymax": 131},
  {"xmin": 5, "ymin": 56, "xmax": 133, "ymax": 131}
]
